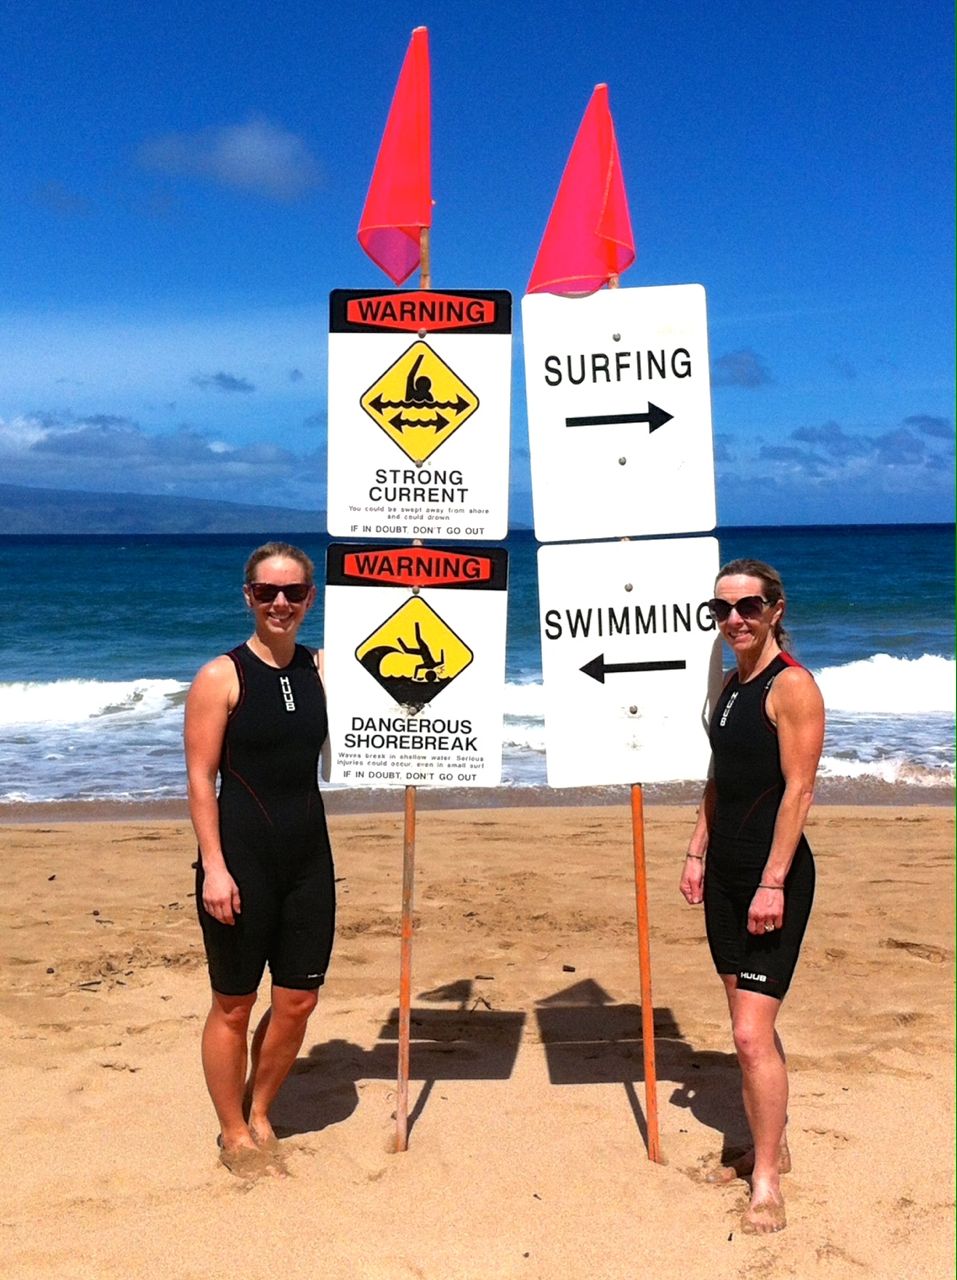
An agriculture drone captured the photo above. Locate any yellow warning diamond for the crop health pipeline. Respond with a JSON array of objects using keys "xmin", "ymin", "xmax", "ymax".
[
  {"xmin": 360, "ymin": 340, "xmax": 479, "ymax": 464},
  {"xmin": 355, "ymin": 596, "xmax": 473, "ymax": 712}
]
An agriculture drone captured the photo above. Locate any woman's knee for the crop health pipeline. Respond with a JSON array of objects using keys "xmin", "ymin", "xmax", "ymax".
[
  {"xmin": 272, "ymin": 986, "xmax": 319, "ymax": 1023},
  {"xmin": 210, "ymin": 990, "xmax": 257, "ymax": 1032},
  {"xmin": 732, "ymin": 1012, "xmax": 777, "ymax": 1066}
]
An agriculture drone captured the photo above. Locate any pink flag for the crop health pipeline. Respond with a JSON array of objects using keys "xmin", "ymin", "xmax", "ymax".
[
  {"xmin": 527, "ymin": 84, "xmax": 635, "ymax": 296},
  {"xmin": 357, "ymin": 27, "xmax": 431, "ymax": 285}
]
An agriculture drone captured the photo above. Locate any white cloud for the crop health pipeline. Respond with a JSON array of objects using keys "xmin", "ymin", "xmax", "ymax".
[
  {"xmin": 138, "ymin": 117, "xmax": 321, "ymax": 201},
  {"xmin": 0, "ymin": 416, "xmax": 49, "ymax": 450},
  {"xmin": 721, "ymin": 413, "xmax": 955, "ymax": 521},
  {"xmin": 0, "ymin": 413, "xmax": 325, "ymax": 510}
]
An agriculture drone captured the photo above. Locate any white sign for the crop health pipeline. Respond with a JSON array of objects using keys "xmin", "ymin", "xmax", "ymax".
[
  {"xmin": 538, "ymin": 538, "xmax": 723, "ymax": 786},
  {"xmin": 327, "ymin": 289, "xmax": 512, "ymax": 541},
  {"xmin": 522, "ymin": 285, "xmax": 715, "ymax": 542},
  {"xmin": 323, "ymin": 543, "xmax": 508, "ymax": 787}
]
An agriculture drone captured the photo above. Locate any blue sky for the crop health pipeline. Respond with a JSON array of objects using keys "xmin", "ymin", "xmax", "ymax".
[{"xmin": 0, "ymin": 0, "xmax": 953, "ymax": 526}]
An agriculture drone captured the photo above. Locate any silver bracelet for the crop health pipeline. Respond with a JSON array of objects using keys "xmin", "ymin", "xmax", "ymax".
[{"xmin": 758, "ymin": 883, "xmax": 784, "ymax": 890}]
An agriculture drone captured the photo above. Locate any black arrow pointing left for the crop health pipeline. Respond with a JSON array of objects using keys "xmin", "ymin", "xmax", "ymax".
[
  {"xmin": 565, "ymin": 402, "xmax": 673, "ymax": 432},
  {"xmin": 580, "ymin": 654, "xmax": 686, "ymax": 684}
]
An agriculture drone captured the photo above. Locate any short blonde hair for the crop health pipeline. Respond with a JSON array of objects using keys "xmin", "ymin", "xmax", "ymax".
[{"xmin": 244, "ymin": 542, "xmax": 315, "ymax": 585}]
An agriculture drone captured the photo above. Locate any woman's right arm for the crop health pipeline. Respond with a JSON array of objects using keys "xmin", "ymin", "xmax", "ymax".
[
  {"xmin": 679, "ymin": 777, "xmax": 715, "ymax": 905},
  {"xmin": 184, "ymin": 657, "xmax": 242, "ymax": 925}
]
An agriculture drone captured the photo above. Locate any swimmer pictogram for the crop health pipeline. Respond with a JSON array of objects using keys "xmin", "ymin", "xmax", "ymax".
[
  {"xmin": 360, "ymin": 340, "xmax": 479, "ymax": 463},
  {"xmin": 354, "ymin": 596, "xmax": 474, "ymax": 712}
]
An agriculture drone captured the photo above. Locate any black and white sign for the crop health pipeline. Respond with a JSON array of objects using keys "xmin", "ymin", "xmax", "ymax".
[
  {"xmin": 323, "ymin": 542, "xmax": 508, "ymax": 786},
  {"xmin": 522, "ymin": 285, "xmax": 715, "ymax": 542},
  {"xmin": 538, "ymin": 537, "xmax": 723, "ymax": 786},
  {"xmin": 327, "ymin": 289, "xmax": 512, "ymax": 541}
]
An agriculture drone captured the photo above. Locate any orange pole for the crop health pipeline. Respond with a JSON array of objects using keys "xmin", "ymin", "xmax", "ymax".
[
  {"xmin": 631, "ymin": 782, "xmax": 662, "ymax": 1161},
  {"xmin": 420, "ymin": 227, "xmax": 431, "ymax": 289},
  {"xmin": 395, "ymin": 783, "xmax": 417, "ymax": 1151}
]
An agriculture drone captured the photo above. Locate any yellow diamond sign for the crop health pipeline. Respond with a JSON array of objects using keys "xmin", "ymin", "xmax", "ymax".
[
  {"xmin": 360, "ymin": 340, "xmax": 479, "ymax": 464},
  {"xmin": 355, "ymin": 596, "xmax": 473, "ymax": 712}
]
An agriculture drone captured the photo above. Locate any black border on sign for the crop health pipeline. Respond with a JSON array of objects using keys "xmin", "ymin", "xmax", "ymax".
[
  {"xmin": 330, "ymin": 289, "xmax": 512, "ymax": 335},
  {"xmin": 327, "ymin": 543, "xmax": 508, "ymax": 591}
]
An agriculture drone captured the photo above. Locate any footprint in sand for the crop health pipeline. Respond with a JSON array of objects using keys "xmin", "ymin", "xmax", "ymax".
[
  {"xmin": 816, "ymin": 1242, "xmax": 867, "ymax": 1268},
  {"xmin": 883, "ymin": 938, "xmax": 947, "ymax": 963},
  {"xmin": 805, "ymin": 1126, "xmax": 850, "ymax": 1147}
]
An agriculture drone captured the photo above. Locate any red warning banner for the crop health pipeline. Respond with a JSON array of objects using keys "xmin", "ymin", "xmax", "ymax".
[
  {"xmin": 346, "ymin": 292, "xmax": 495, "ymax": 331},
  {"xmin": 328, "ymin": 543, "xmax": 508, "ymax": 590},
  {"xmin": 331, "ymin": 289, "xmax": 510, "ymax": 334},
  {"xmin": 342, "ymin": 546, "xmax": 493, "ymax": 586}
]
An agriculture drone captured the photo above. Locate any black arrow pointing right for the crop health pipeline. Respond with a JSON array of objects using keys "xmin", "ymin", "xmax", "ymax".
[
  {"xmin": 580, "ymin": 654, "xmax": 687, "ymax": 684},
  {"xmin": 565, "ymin": 402, "xmax": 674, "ymax": 432}
]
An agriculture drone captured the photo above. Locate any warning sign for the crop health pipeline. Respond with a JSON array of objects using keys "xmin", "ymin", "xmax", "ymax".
[
  {"xmin": 355, "ymin": 596, "xmax": 473, "ymax": 713},
  {"xmin": 328, "ymin": 543, "xmax": 504, "ymax": 590},
  {"xmin": 323, "ymin": 542, "xmax": 508, "ymax": 787},
  {"xmin": 360, "ymin": 341, "xmax": 478, "ymax": 464},
  {"xmin": 326, "ymin": 288, "xmax": 511, "ymax": 541}
]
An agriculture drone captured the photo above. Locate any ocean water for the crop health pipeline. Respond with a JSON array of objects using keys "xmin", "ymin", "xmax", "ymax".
[{"xmin": 0, "ymin": 525, "xmax": 953, "ymax": 803}]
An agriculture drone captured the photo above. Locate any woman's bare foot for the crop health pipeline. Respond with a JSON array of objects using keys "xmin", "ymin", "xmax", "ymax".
[
  {"xmin": 217, "ymin": 1133, "xmax": 286, "ymax": 1179},
  {"xmin": 248, "ymin": 1117, "xmax": 282, "ymax": 1155},
  {"xmin": 704, "ymin": 1140, "xmax": 791, "ymax": 1184},
  {"xmin": 741, "ymin": 1189, "xmax": 787, "ymax": 1234}
]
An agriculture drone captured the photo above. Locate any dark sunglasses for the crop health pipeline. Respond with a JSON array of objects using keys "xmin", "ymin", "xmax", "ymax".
[
  {"xmin": 706, "ymin": 595, "xmax": 772, "ymax": 623},
  {"xmin": 247, "ymin": 581, "xmax": 311, "ymax": 604}
]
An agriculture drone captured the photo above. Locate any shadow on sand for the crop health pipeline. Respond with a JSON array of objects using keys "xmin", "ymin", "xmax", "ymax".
[{"xmin": 270, "ymin": 976, "xmax": 745, "ymax": 1159}]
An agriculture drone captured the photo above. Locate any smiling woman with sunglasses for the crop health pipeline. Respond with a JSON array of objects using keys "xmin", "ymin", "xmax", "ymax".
[
  {"xmin": 184, "ymin": 541, "xmax": 335, "ymax": 1179},
  {"xmin": 679, "ymin": 557, "xmax": 824, "ymax": 1235}
]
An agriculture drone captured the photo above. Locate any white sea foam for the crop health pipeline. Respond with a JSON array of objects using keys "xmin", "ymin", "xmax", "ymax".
[
  {"xmin": 503, "ymin": 680, "xmax": 546, "ymax": 718},
  {"xmin": 498, "ymin": 659, "xmax": 955, "ymax": 789},
  {"xmin": 0, "ymin": 678, "xmax": 186, "ymax": 727},
  {"xmin": 501, "ymin": 656, "xmax": 957, "ymax": 723},
  {"xmin": 818, "ymin": 754, "xmax": 955, "ymax": 787},
  {"xmin": 0, "ymin": 659, "xmax": 953, "ymax": 801},
  {"xmin": 816, "ymin": 653, "xmax": 955, "ymax": 714},
  {"xmin": 2, "ymin": 657, "xmax": 950, "ymax": 730},
  {"xmin": 503, "ymin": 681, "xmax": 547, "ymax": 753},
  {"xmin": 502, "ymin": 723, "xmax": 547, "ymax": 752}
]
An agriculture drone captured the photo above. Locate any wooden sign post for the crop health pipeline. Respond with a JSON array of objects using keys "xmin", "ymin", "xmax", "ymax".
[
  {"xmin": 394, "ymin": 235, "xmax": 430, "ymax": 1151},
  {"xmin": 630, "ymin": 782, "xmax": 661, "ymax": 1162},
  {"xmin": 395, "ymin": 781, "xmax": 417, "ymax": 1150}
]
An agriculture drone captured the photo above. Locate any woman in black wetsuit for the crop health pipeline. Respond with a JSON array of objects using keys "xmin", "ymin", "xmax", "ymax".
[
  {"xmin": 185, "ymin": 542, "xmax": 335, "ymax": 1178},
  {"xmin": 679, "ymin": 558, "xmax": 824, "ymax": 1235}
]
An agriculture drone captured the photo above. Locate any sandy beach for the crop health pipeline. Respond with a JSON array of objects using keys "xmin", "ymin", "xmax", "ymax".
[{"xmin": 1, "ymin": 799, "xmax": 953, "ymax": 1279}]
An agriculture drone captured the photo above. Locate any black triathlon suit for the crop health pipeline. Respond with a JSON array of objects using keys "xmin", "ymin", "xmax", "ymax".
[
  {"xmin": 196, "ymin": 643, "xmax": 336, "ymax": 996},
  {"xmin": 704, "ymin": 652, "xmax": 815, "ymax": 999}
]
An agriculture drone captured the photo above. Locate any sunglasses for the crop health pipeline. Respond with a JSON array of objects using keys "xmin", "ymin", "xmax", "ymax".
[
  {"xmin": 706, "ymin": 595, "xmax": 772, "ymax": 623},
  {"xmin": 247, "ymin": 581, "xmax": 311, "ymax": 604}
]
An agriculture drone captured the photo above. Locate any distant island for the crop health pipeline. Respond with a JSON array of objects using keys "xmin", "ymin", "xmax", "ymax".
[{"xmin": 0, "ymin": 484, "xmax": 326, "ymax": 535}]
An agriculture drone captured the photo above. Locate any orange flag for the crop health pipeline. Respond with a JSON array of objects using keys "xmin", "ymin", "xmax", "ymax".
[
  {"xmin": 357, "ymin": 27, "xmax": 431, "ymax": 285},
  {"xmin": 527, "ymin": 84, "xmax": 635, "ymax": 296}
]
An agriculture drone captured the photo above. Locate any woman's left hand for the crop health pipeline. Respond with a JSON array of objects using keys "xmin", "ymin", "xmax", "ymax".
[
  {"xmin": 679, "ymin": 855, "xmax": 705, "ymax": 905},
  {"xmin": 748, "ymin": 885, "xmax": 784, "ymax": 935}
]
